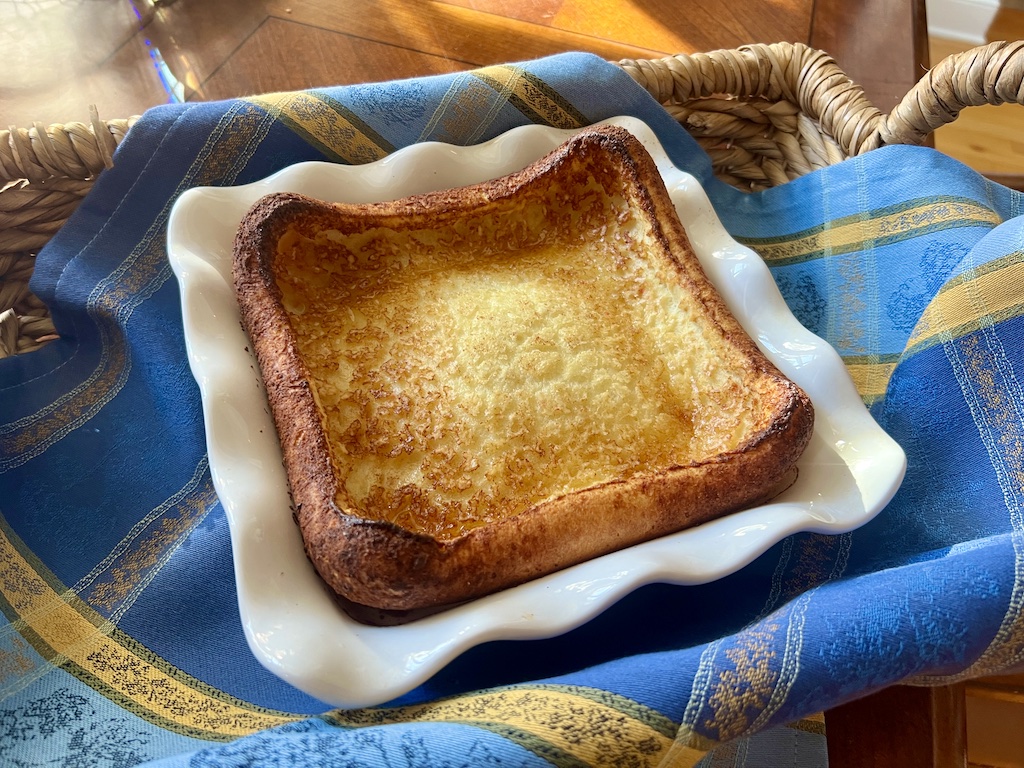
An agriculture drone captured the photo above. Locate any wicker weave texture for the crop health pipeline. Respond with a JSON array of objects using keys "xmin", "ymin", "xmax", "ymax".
[
  {"xmin": 0, "ymin": 114, "xmax": 137, "ymax": 357},
  {"xmin": 2, "ymin": 41, "xmax": 1023, "ymax": 358},
  {"xmin": 618, "ymin": 41, "xmax": 1024, "ymax": 188}
]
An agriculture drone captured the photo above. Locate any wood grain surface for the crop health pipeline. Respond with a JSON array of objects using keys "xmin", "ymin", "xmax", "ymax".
[
  {"xmin": 4, "ymin": 0, "xmax": 916, "ymax": 127},
  {"xmin": 931, "ymin": 10, "xmax": 1024, "ymax": 179},
  {"xmin": 4, "ymin": 1, "xmax": 1018, "ymax": 177},
  {"xmin": 826, "ymin": 685, "xmax": 968, "ymax": 768}
]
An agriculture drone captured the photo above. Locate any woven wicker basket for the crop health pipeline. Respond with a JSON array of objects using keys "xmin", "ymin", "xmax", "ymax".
[{"xmin": 2, "ymin": 41, "xmax": 1022, "ymax": 359}]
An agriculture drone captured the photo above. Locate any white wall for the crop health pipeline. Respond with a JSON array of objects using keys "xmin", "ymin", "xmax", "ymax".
[{"xmin": 926, "ymin": 0, "xmax": 1000, "ymax": 43}]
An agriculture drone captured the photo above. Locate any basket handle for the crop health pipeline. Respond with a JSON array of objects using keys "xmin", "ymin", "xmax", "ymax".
[
  {"xmin": 618, "ymin": 42, "xmax": 887, "ymax": 157},
  {"xmin": 881, "ymin": 40, "xmax": 1024, "ymax": 147},
  {"xmin": 621, "ymin": 40, "xmax": 1024, "ymax": 159},
  {"xmin": 1, "ymin": 107, "xmax": 138, "ymax": 184}
]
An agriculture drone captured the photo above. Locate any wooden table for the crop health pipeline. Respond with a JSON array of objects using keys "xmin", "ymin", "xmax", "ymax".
[
  {"xmin": 4, "ymin": 0, "xmax": 926, "ymax": 128},
  {"xmin": 5, "ymin": 0, "xmax": 955, "ymax": 764}
]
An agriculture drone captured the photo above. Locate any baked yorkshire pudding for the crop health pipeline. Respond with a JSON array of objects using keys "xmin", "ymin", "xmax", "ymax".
[{"xmin": 233, "ymin": 124, "xmax": 814, "ymax": 621}]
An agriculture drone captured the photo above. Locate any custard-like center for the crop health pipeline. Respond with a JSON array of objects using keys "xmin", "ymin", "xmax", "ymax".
[{"xmin": 274, "ymin": 186, "xmax": 759, "ymax": 539}]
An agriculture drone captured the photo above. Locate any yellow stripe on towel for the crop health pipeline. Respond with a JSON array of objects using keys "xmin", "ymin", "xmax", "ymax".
[
  {"xmin": 843, "ymin": 358, "xmax": 900, "ymax": 405},
  {"xmin": 247, "ymin": 91, "xmax": 393, "ymax": 164},
  {"xmin": 472, "ymin": 65, "xmax": 589, "ymax": 129},
  {"xmin": 327, "ymin": 685, "xmax": 680, "ymax": 767},
  {"xmin": 0, "ymin": 521, "xmax": 300, "ymax": 740},
  {"xmin": 907, "ymin": 252, "xmax": 1024, "ymax": 355},
  {"xmin": 746, "ymin": 198, "xmax": 1002, "ymax": 265}
]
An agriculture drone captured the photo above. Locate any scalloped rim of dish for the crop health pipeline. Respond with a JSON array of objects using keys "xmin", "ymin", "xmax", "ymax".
[{"xmin": 167, "ymin": 116, "xmax": 906, "ymax": 708}]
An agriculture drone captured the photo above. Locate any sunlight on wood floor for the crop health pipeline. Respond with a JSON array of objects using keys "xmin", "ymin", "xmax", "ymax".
[{"xmin": 930, "ymin": 9, "xmax": 1024, "ymax": 176}]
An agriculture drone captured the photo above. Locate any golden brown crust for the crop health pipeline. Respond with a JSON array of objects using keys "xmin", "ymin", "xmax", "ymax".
[{"xmin": 233, "ymin": 124, "xmax": 814, "ymax": 619}]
